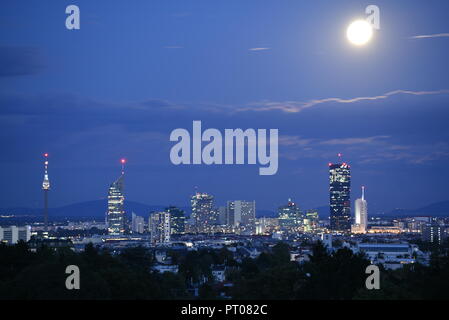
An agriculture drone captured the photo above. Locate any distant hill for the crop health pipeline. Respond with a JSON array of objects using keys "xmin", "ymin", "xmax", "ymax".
[
  {"xmin": 1, "ymin": 200, "xmax": 448, "ymax": 220},
  {"xmin": 0, "ymin": 200, "xmax": 171, "ymax": 219},
  {"xmin": 386, "ymin": 200, "xmax": 449, "ymax": 217}
]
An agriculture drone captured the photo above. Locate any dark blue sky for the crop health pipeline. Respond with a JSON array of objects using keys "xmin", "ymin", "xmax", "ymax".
[{"xmin": 1, "ymin": 0, "xmax": 449, "ymax": 214}]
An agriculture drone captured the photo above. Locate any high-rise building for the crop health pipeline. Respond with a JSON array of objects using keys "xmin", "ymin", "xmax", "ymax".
[
  {"xmin": 278, "ymin": 198, "xmax": 303, "ymax": 231},
  {"xmin": 149, "ymin": 211, "xmax": 171, "ymax": 244},
  {"xmin": 255, "ymin": 217, "xmax": 279, "ymax": 235},
  {"xmin": 227, "ymin": 200, "xmax": 256, "ymax": 234},
  {"xmin": 422, "ymin": 219, "xmax": 447, "ymax": 245},
  {"xmin": 131, "ymin": 212, "xmax": 145, "ymax": 234},
  {"xmin": 304, "ymin": 209, "xmax": 319, "ymax": 232},
  {"xmin": 0, "ymin": 226, "xmax": 31, "ymax": 244},
  {"xmin": 165, "ymin": 206, "xmax": 185, "ymax": 234},
  {"xmin": 329, "ymin": 160, "xmax": 351, "ymax": 232},
  {"xmin": 42, "ymin": 153, "xmax": 50, "ymax": 232},
  {"xmin": 107, "ymin": 159, "xmax": 126, "ymax": 236},
  {"xmin": 352, "ymin": 186, "xmax": 368, "ymax": 234},
  {"xmin": 191, "ymin": 193, "xmax": 215, "ymax": 233},
  {"xmin": 218, "ymin": 206, "xmax": 228, "ymax": 225}
]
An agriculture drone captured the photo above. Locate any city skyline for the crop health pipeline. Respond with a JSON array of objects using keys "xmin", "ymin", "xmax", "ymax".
[{"xmin": 2, "ymin": 0, "xmax": 449, "ymax": 303}]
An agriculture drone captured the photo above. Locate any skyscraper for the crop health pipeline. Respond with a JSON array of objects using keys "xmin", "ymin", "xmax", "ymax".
[
  {"xmin": 422, "ymin": 218, "xmax": 447, "ymax": 245},
  {"xmin": 131, "ymin": 212, "xmax": 145, "ymax": 234},
  {"xmin": 227, "ymin": 200, "xmax": 256, "ymax": 234},
  {"xmin": 329, "ymin": 160, "xmax": 351, "ymax": 232},
  {"xmin": 352, "ymin": 186, "xmax": 368, "ymax": 234},
  {"xmin": 191, "ymin": 192, "xmax": 215, "ymax": 233},
  {"xmin": 218, "ymin": 206, "xmax": 228, "ymax": 225},
  {"xmin": 149, "ymin": 211, "xmax": 171, "ymax": 244},
  {"xmin": 278, "ymin": 198, "xmax": 303, "ymax": 231},
  {"xmin": 42, "ymin": 153, "xmax": 50, "ymax": 232},
  {"xmin": 107, "ymin": 159, "xmax": 126, "ymax": 236},
  {"xmin": 165, "ymin": 206, "xmax": 185, "ymax": 234},
  {"xmin": 304, "ymin": 209, "xmax": 319, "ymax": 232}
]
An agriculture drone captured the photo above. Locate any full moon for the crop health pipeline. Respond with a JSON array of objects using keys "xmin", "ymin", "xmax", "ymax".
[{"xmin": 346, "ymin": 20, "xmax": 373, "ymax": 46}]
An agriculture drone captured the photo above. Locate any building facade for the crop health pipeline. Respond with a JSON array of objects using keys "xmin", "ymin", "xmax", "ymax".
[
  {"xmin": 191, "ymin": 193, "xmax": 215, "ymax": 233},
  {"xmin": 131, "ymin": 212, "xmax": 145, "ymax": 234},
  {"xmin": 166, "ymin": 206, "xmax": 186, "ymax": 234},
  {"xmin": 0, "ymin": 225, "xmax": 31, "ymax": 244},
  {"xmin": 107, "ymin": 174, "xmax": 125, "ymax": 236},
  {"xmin": 329, "ymin": 162, "xmax": 351, "ymax": 232},
  {"xmin": 278, "ymin": 198, "xmax": 303, "ymax": 232},
  {"xmin": 149, "ymin": 211, "xmax": 171, "ymax": 244},
  {"xmin": 422, "ymin": 221, "xmax": 447, "ymax": 245},
  {"xmin": 304, "ymin": 209, "xmax": 319, "ymax": 233},
  {"xmin": 352, "ymin": 186, "xmax": 368, "ymax": 234},
  {"xmin": 227, "ymin": 200, "xmax": 256, "ymax": 235}
]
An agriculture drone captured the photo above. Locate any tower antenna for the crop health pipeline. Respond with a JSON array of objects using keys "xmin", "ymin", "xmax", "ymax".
[
  {"xmin": 120, "ymin": 158, "xmax": 126, "ymax": 175},
  {"xmin": 337, "ymin": 153, "xmax": 343, "ymax": 163},
  {"xmin": 362, "ymin": 186, "xmax": 365, "ymax": 200},
  {"xmin": 42, "ymin": 153, "xmax": 50, "ymax": 232}
]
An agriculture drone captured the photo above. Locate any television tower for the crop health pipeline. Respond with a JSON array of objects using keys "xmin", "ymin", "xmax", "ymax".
[{"xmin": 42, "ymin": 153, "xmax": 50, "ymax": 232}]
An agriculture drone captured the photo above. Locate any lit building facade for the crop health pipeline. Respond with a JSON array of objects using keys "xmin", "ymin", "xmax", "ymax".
[
  {"xmin": 329, "ymin": 162, "xmax": 351, "ymax": 232},
  {"xmin": 0, "ymin": 226, "xmax": 31, "ymax": 244},
  {"xmin": 422, "ymin": 220, "xmax": 447, "ymax": 245},
  {"xmin": 165, "ymin": 206, "xmax": 185, "ymax": 234},
  {"xmin": 131, "ymin": 212, "xmax": 145, "ymax": 234},
  {"xmin": 304, "ymin": 209, "xmax": 319, "ymax": 232},
  {"xmin": 352, "ymin": 186, "xmax": 368, "ymax": 234},
  {"xmin": 149, "ymin": 211, "xmax": 171, "ymax": 244},
  {"xmin": 278, "ymin": 198, "xmax": 303, "ymax": 232},
  {"xmin": 218, "ymin": 206, "xmax": 228, "ymax": 225},
  {"xmin": 255, "ymin": 217, "xmax": 279, "ymax": 235},
  {"xmin": 227, "ymin": 200, "xmax": 256, "ymax": 235},
  {"xmin": 191, "ymin": 193, "xmax": 215, "ymax": 233},
  {"xmin": 42, "ymin": 153, "xmax": 50, "ymax": 232},
  {"xmin": 107, "ymin": 174, "xmax": 125, "ymax": 236}
]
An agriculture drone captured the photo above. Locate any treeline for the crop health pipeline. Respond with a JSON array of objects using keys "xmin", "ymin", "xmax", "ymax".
[
  {"xmin": 1, "ymin": 241, "xmax": 449, "ymax": 299},
  {"xmin": 0, "ymin": 242, "xmax": 186, "ymax": 299}
]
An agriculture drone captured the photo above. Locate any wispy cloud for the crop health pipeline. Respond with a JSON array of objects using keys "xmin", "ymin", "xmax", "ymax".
[
  {"xmin": 238, "ymin": 89, "xmax": 449, "ymax": 113},
  {"xmin": 319, "ymin": 136, "xmax": 390, "ymax": 146},
  {"xmin": 248, "ymin": 47, "xmax": 271, "ymax": 51},
  {"xmin": 279, "ymin": 135, "xmax": 390, "ymax": 148},
  {"xmin": 410, "ymin": 33, "xmax": 449, "ymax": 39}
]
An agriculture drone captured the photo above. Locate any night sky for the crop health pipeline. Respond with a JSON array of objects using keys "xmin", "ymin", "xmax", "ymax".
[{"xmin": 1, "ymin": 0, "xmax": 449, "ymax": 214}]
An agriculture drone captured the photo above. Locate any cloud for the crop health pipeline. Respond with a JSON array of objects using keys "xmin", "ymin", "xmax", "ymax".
[
  {"xmin": 0, "ymin": 46, "xmax": 44, "ymax": 77},
  {"xmin": 358, "ymin": 142, "xmax": 449, "ymax": 165},
  {"xmin": 238, "ymin": 89, "xmax": 449, "ymax": 113},
  {"xmin": 278, "ymin": 135, "xmax": 313, "ymax": 147},
  {"xmin": 279, "ymin": 133, "xmax": 449, "ymax": 166},
  {"xmin": 319, "ymin": 136, "xmax": 390, "ymax": 146},
  {"xmin": 410, "ymin": 33, "xmax": 449, "ymax": 39},
  {"xmin": 248, "ymin": 47, "xmax": 271, "ymax": 51}
]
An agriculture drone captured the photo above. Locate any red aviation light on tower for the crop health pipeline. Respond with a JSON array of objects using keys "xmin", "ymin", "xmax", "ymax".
[
  {"xmin": 44, "ymin": 153, "xmax": 49, "ymax": 158},
  {"xmin": 337, "ymin": 153, "xmax": 343, "ymax": 163},
  {"xmin": 120, "ymin": 158, "xmax": 126, "ymax": 175}
]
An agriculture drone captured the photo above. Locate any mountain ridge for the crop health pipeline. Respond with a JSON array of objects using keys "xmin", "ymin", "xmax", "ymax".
[{"xmin": 1, "ymin": 200, "xmax": 449, "ymax": 219}]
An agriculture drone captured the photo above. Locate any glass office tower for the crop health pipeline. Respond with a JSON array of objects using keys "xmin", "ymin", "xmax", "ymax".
[{"xmin": 329, "ymin": 162, "xmax": 351, "ymax": 232}]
